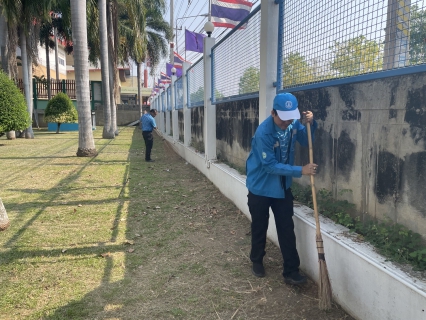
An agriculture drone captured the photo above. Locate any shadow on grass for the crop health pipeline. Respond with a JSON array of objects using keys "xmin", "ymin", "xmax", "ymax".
[
  {"xmin": 40, "ymin": 128, "xmax": 156, "ymax": 319},
  {"xmin": 3, "ymin": 132, "xmax": 121, "ymax": 249}
]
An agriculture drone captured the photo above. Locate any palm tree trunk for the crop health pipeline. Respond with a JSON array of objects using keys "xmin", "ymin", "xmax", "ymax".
[
  {"xmin": 70, "ymin": 0, "xmax": 97, "ymax": 157},
  {"xmin": 137, "ymin": 62, "xmax": 142, "ymax": 116},
  {"xmin": 108, "ymin": 0, "xmax": 118, "ymax": 136},
  {"xmin": 45, "ymin": 38, "xmax": 52, "ymax": 100},
  {"xmin": 7, "ymin": 24, "xmax": 18, "ymax": 81},
  {"xmin": 0, "ymin": 10, "xmax": 9, "ymax": 75},
  {"xmin": 0, "ymin": 198, "xmax": 10, "ymax": 231},
  {"xmin": 19, "ymin": 30, "xmax": 34, "ymax": 139},
  {"xmin": 99, "ymin": 0, "xmax": 113, "ymax": 139}
]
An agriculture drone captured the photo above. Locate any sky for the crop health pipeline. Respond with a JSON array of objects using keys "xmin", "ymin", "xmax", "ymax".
[{"xmin": 140, "ymin": 0, "xmax": 260, "ymax": 87}]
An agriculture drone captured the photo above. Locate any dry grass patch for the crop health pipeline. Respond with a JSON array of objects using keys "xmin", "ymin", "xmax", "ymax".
[{"xmin": 0, "ymin": 127, "xmax": 352, "ymax": 320}]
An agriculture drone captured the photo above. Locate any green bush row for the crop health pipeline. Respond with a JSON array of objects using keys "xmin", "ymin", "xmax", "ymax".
[{"xmin": 292, "ymin": 183, "xmax": 426, "ymax": 271}]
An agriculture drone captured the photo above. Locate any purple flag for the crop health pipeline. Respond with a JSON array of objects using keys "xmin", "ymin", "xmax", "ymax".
[
  {"xmin": 185, "ymin": 29, "xmax": 206, "ymax": 53},
  {"xmin": 166, "ymin": 63, "xmax": 183, "ymax": 77}
]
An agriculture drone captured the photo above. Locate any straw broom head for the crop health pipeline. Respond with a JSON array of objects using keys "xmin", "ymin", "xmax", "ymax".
[{"xmin": 317, "ymin": 236, "xmax": 332, "ymax": 310}]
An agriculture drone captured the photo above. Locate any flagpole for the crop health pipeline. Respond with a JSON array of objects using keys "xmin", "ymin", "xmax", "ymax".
[
  {"xmin": 209, "ymin": 0, "xmax": 212, "ymax": 21},
  {"xmin": 170, "ymin": 0, "xmax": 174, "ymax": 64},
  {"xmin": 184, "ymin": 26, "xmax": 186, "ymax": 61}
]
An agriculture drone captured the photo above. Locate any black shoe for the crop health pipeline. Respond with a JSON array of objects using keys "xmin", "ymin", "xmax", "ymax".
[
  {"xmin": 284, "ymin": 271, "xmax": 307, "ymax": 285},
  {"xmin": 145, "ymin": 159, "xmax": 155, "ymax": 162},
  {"xmin": 252, "ymin": 263, "xmax": 265, "ymax": 278}
]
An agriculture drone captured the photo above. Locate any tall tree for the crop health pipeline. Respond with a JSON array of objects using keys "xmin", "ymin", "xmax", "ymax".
[
  {"xmin": 329, "ymin": 35, "xmax": 383, "ymax": 77},
  {"xmin": 409, "ymin": 5, "xmax": 426, "ymax": 65},
  {"xmin": 282, "ymin": 52, "xmax": 315, "ymax": 87},
  {"xmin": 70, "ymin": 0, "xmax": 97, "ymax": 157},
  {"xmin": 238, "ymin": 66, "xmax": 259, "ymax": 94},
  {"xmin": 0, "ymin": 0, "xmax": 50, "ymax": 138},
  {"xmin": 121, "ymin": 0, "xmax": 171, "ymax": 116},
  {"xmin": 99, "ymin": 0, "xmax": 114, "ymax": 138},
  {"xmin": 0, "ymin": 198, "xmax": 9, "ymax": 231}
]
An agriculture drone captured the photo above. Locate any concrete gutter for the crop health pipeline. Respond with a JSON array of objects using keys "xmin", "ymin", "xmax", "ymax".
[{"xmin": 162, "ymin": 135, "xmax": 426, "ymax": 320}]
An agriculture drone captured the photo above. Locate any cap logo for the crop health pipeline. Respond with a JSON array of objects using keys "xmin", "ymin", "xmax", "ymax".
[{"xmin": 285, "ymin": 101, "xmax": 293, "ymax": 110}]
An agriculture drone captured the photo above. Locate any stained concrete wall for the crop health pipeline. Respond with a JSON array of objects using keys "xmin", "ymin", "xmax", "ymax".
[
  {"xmin": 216, "ymin": 98, "xmax": 259, "ymax": 170},
  {"xmin": 191, "ymin": 107, "xmax": 204, "ymax": 149},
  {"xmin": 94, "ymin": 104, "xmax": 149, "ymax": 126},
  {"xmin": 292, "ymin": 73, "xmax": 426, "ymax": 238},
  {"xmin": 214, "ymin": 73, "xmax": 426, "ymax": 238},
  {"xmin": 178, "ymin": 110, "xmax": 184, "ymax": 142}
]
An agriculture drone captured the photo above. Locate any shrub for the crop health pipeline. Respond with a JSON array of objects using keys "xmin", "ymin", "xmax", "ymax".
[
  {"xmin": 0, "ymin": 71, "xmax": 31, "ymax": 136},
  {"xmin": 44, "ymin": 92, "xmax": 78, "ymax": 133}
]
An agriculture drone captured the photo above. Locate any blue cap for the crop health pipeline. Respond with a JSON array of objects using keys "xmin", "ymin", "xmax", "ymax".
[{"xmin": 273, "ymin": 93, "xmax": 300, "ymax": 121}]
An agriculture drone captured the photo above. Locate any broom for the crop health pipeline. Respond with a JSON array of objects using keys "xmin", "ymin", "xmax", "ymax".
[{"xmin": 306, "ymin": 122, "xmax": 332, "ymax": 310}]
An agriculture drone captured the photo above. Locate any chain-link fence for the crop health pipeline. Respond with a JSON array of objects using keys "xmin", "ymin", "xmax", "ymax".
[
  {"xmin": 175, "ymin": 77, "xmax": 184, "ymax": 110},
  {"xmin": 161, "ymin": 91, "xmax": 166, "ymax": 112},
  {"xmin": 278, "ymin": 0, "xmax": 425, "ymax": 91},
  {"xmin": 211, "ymin": 5, "xmax": 261, "ymax": 104},
  {"xmin": 187, "ymin": 58, "xmax": 204, "ymax": 108},
  {"xmin": 167, "ymin": 86, "xmax": 172, "ymax": 111}
]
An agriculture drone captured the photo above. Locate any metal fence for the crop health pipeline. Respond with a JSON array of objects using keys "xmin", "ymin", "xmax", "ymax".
[
  {"xmin": 277, "ymin": 0, "xmax": 426, "ymax": 92},
  {"xmin": 187, "ymin": 57, "xmax": 204, "ymax": 108},
  {"xmin": 211, "ymin": 5, "xmax": 261, "ymax": 104},
  {"xmin": 175, "ymin": 77, "xmax": 184, "ymax": 110},
  {"xmin": 167, "ymin": 86, "xmax": 172, "ymax": 111},
  {"xmin": 161, "ymin": 91, "xmax": 165, "ymax": 112}
]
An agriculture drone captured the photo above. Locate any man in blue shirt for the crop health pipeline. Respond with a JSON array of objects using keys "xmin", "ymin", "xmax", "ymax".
[
  {"xmin": 246, "ymin": 93, "xmax": 318, "ymax": 285},
  {"xmin": 140, "ymin": 109, "xmax": 158, "ymax": 162}
]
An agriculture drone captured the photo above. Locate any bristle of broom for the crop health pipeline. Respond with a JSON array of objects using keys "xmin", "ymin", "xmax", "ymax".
[{"xmin": 318, "ymin": 259, "xmax": 332, "ymax": 310}]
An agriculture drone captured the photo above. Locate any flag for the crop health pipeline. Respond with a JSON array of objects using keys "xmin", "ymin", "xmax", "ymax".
[
  {"xmin": 211, "ymin": 0, "xmax": 253, "ymax": 29},
  {"xmin": 166, "ymin": 63, "xmax": 183, "ymax": 77},
  {"xmin": 185, "ymin": 29, "xmax": 206, "ymax": 53},
  {"xmin": 160, "ymin": 72, "xmax": 171, "ymax": 84},
  {"xmin": 173, "ymin": 51, "xmax": 190, "ymax": 69}
]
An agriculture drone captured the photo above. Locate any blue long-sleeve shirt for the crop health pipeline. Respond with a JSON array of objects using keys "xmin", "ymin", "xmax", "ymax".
[
  {"xmin": 246, "ymin": 116, "xmax": 317, "ymax": 199},
  {"xmin": 140, "ymin": 113, "xmax": 157, "ymax": 132}
]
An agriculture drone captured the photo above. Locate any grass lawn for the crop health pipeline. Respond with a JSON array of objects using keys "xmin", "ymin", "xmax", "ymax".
[{"xmin": 0, "ymin": 127, "xmax": 352, "ymax": 320}]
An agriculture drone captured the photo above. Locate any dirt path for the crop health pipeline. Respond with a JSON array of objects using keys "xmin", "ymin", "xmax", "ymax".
[{"xmin": 116, "ymin": 131, "xmax": 353, "ymax": 319}]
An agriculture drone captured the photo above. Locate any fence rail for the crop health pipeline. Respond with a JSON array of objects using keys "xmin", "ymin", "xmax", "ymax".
[
  {"xmin": 16, "ymin": 79, "xmax": 80, "ymax": 99},
  {"xmin": 278, "ymin": 0, "xmax": 426, "ymax": 92}
]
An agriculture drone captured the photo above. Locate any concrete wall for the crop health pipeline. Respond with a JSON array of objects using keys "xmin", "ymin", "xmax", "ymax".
[
  {"xmin": 216, "ymin": 98, "xmax": 259, "ymax": 169},
  {"xmin": 290, "ymin": 73, "xmax": 426, "ymax": 238},
  {"xmin": 94, "ymin": 104, "xmax": 149, "ymax": 126},
  {"xmin": 213, "ymin": 73, "xmax": 426, "ymax": 238},
  {"xmin": 191, "ymin": 106, "xmax": 204, "ymax": 149},
  {"xmin": 178, "ymin": 109, "xmax": 184, "ymax": 142}
]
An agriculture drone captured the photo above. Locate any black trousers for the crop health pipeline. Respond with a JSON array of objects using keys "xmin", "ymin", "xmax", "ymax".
[
  {"xmin": 142, "ymin": 131, "xmax": 154, "ymax": 160},
  {"xmin": 247, "ymin": 189, "xmax": 300, "ymax": 276}
]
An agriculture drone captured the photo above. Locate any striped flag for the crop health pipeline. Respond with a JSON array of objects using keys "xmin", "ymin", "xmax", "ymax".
[
  {"xmin": 173, "ymin": 51, "xmax": 190, "ymax": 69},
  {"xmin": 211, "ymin": 0, "xmax": 253, "ymax": 29},
  {"xmin": 159, "ymin": 72, "xmax": 171, "ymax": 84}
]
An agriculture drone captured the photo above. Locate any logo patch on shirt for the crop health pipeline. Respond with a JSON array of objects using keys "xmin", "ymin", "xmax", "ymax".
[{"xmin": 262, "ymin": 152, "xmax": 267, "ymax": 159}]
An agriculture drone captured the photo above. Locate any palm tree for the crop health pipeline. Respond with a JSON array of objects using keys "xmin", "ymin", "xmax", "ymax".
[
  {"xmin": 98, "ymin": 0, "xmax": 114, "ymax": 138},
  {"xmin": 0, "ymin": 0, "xmax": 51, "ymax": 138},
  {"xmin": 120, "ymin": 0, "xmax": 171, "ymax": 115},
  {"xmin": 70, "ymin": 0, "xmax": 97, "ymax": 157},
  {"xmin": 0, "ymin": 198, "xmax": 9, "ymax": 231}
]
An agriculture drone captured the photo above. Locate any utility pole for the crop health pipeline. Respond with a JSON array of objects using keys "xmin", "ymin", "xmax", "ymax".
[{"xmin": 170, "ymin": 0, "xmax": 174, "ymax": 64}]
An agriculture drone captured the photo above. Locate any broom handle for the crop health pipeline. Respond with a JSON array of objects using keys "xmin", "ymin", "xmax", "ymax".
[{"xmin": 306, "ymin": 123, "xmax": 322, "ymax": 237}]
